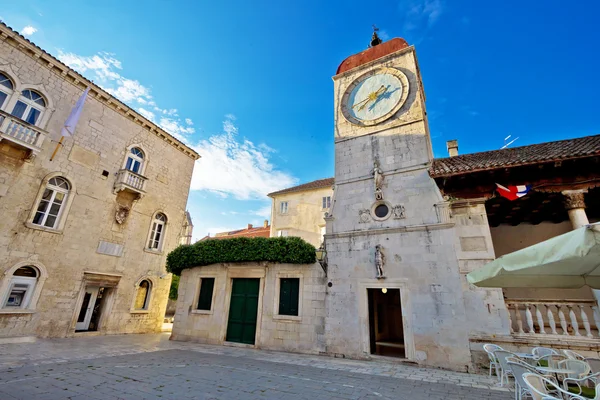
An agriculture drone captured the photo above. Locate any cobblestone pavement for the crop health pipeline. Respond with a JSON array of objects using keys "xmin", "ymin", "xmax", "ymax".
[{"xmin": 0, "ymin": 334, "xmax": 512, "ymax": 399}]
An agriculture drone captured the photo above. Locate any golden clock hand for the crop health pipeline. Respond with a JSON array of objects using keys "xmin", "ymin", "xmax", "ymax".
[{"xmin": 352, "ymin": 97, "xmax": 371, "ymax": 109}]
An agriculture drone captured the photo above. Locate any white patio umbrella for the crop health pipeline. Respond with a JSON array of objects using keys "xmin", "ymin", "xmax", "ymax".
[{"xmin": 467, "ymin": 223, "xmax": 600, "ymax": 289}]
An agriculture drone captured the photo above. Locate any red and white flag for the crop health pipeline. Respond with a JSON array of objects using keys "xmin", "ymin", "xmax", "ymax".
[{"xmin": 496, "ymin": 183, "xmax": 531, "ymax": 201}]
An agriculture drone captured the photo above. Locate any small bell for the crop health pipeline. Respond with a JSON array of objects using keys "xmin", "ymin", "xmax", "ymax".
[{"xmin": 370, "ymin": 25, "xmax": 382, "ymax": 47}]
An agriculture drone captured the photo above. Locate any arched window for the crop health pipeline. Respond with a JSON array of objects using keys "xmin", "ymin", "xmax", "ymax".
[
  {"xmin": 11, "ymin": 89, "xmax": 46, "ymax": 125},
  {"xmin": 0, "ymin": 72, "xmax": 14, "ymax": 110},
  {"xmin": 32, "ymin": 177, "xmax": 71, "ymax": 229},
  {"xmin": 148, "ymin": 213, "xmax": 167, "ymax": 251},
  {"xmin": 2, "ymin": 266, "xmax": 39, "ymax": 309},
  {"xmin": 125, "ymin": 147, "xmax": 144, "ymax": 174},
  {"xmin": 134, "ymin": 279, "xmax": 152, "ymax": 310}
]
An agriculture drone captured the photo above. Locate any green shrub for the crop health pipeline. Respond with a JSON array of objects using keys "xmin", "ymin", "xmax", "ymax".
[
  {"xmin": 166, "ymin": 236, "xmax": 316, "ymax": 276},
  {"xmin": 169, "ymin": 275, "xmax": 180, "ymax": 300}
]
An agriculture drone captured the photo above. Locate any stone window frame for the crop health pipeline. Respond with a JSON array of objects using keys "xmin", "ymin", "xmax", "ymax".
[
  {"xmin": 25, "ymin": 172, "xmax": 76, "ymax": 234},
  {"xmin": 0, "ymin": 68, "xmax": 54, "ymax": 129},
  {"xmin": 322, "ymin": 196, "xmax": 331, "ymax": 210},
  {"xmin": 191, "ymin": 276, "xmax": 217, "ymax": 315},
  {"xmin": 145, "ymin": 210, "xmax": 169, "ymax": 254},
  {"xmin": 0, "ymin": 70, "xmax": 16, "ymax": 111},
  {"xmin": 273, "ymin": 272, "xmax": 303, "ymax": 322},
  {"xmin": 12, "ymin": 89, "xmax": 47, "ymax": 126},
  {"xmin": 277, "ymin": 229, "xmax": 289, "ymax": 237},
  {"xmin": 121, "ymin": 143, "xmax": 149, "ymax": 176},
  {"xmin": 279, "ymin": 201, "xmax": 288, "ymax": 215},
  {"xmin": 370, "ymin": 200, "xmax": 393, "ymax": 222},
  {"xmin": 130, "ymin": 276, "xmax": 155, "ymax": 314},
  {"xmin": 0, "ymin": 261, "xmax": 48, "ymax": 315}
]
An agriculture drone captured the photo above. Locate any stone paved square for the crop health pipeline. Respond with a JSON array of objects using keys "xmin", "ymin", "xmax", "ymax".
[{"xmin": 0, "ymin": 334, "xmax": 512, "ymax": 400}]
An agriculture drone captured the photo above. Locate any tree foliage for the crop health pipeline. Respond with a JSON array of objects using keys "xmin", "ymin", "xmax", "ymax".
[
  {"xmin": 166, "ymin": 236, "xmax": 316, "ymax": 276},
  {"xmin": 169, "ymin": 275, "xmax": 180, "ymax": 300}
]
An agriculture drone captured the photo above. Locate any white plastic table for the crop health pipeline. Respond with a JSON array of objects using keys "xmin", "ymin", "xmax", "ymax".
[{"xmin": 535, "ymin": 366, "xmax": 578, "ymax": 381}]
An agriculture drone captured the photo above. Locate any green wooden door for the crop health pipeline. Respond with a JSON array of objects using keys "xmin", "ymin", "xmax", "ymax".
[{"xmin": 226, "ymin": 278, "xmax": 260, "ymax": 345}]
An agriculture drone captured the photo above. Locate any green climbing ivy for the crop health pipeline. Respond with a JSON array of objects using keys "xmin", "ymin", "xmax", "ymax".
[{"xmin": 166, "ymin": 236, "xmax": 316, "ymax": 276}]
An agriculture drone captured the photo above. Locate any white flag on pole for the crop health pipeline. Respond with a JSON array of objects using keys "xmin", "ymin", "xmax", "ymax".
[{"xmin": 61, "ymin": 87, "xmax": 89, "ymax": 137}]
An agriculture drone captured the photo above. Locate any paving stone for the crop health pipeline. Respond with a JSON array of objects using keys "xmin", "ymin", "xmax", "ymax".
[{"xmin": 0, "ymin": 333, "xmax": 512, "ymax": 399}]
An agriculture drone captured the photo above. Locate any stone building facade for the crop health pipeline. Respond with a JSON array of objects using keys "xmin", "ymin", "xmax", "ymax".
[
  {"xmin": 268, "ymin": 178, "xmax": 334, "ymax": 247},
  {"xmin": 0, "ymin": 22, "xmax": 199, "ymax": 341},
  {"xmin": 171, "ymin": 262, "xmax": 326, "ymax": 353}
]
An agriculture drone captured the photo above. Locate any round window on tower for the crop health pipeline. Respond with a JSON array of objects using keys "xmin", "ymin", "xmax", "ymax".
[{"xmin": 371, "ymin": 201, "xmax": 392, "ymax": 221}]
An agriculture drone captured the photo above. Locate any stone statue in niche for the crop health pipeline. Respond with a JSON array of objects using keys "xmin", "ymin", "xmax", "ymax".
[
  {"xmin": 115, "ymin": 204, "xmax": 131, "ymax": 224},
  {"xmin": 359, "ymin": 209, "xmax": 371, "ymax": 223},
  {"xmin": 392, "ymin": 204, "xmax": 406, "ymax": 219},
  {"xmin": 371, "ymin": 161, "xmax": 384, "ymax": 200},
  {"xmin": 375, "ymin": 245, "xmax": 386, "ymax": 279}
]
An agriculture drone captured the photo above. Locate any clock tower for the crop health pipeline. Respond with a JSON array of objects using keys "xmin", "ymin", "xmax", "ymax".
[{"xmin": 324, "ymin": 36, "xmax": 473, "ymax": 370}]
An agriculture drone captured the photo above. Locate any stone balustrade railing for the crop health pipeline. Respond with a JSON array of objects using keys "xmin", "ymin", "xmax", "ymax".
[
  {"xmin": 506, "ymin": 300, "xmax": 600, "ymax": 338},
  {"xmin": 0, "ymin": 110, "xmax": 47, "ymax": 154},
  {"xmin": 114, "ymin": 169, "xmax": 147, "ymax": 195}
]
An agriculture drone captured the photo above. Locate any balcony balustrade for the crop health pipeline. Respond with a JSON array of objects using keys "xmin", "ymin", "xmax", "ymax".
[
  {"xmin": 506, "ymin": 299, "xmax": 600, "ymax": 338},
  {"xmin": 0, "ymin": 110, "xmax": 47, "ymax": 155},
  {"xmin": 113, "ymin": 169, "xmax": 147, "ymax": 198}
]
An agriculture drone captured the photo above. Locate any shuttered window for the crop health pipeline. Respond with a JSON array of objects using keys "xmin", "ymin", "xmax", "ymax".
[
  {"xmin": 197, "ymin": 278, "xmax": 215, "ymax": 310},
  {"xmin": 278, "ymin": 278, "xmax": 299, "ymax": 316}
]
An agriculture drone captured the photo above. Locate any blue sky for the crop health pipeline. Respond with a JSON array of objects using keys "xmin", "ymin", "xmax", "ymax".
[{"xmin": 2, "ymin": 0, "xmax": 599, "ymax": 240}]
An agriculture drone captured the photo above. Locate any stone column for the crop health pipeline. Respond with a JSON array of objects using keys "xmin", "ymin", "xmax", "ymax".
[
  {"xmin": 562, "ymin": 190, "xmax": 599, "ymax": 304},
  {"xmin": 562, "ymin": 190, "xmax": 589, "ymax": 229}
]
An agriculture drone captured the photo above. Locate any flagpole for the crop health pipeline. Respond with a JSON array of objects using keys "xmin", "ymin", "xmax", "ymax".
[{"xmin": 49, "ymin": 137, "xmax": 64, "ymax": 161}]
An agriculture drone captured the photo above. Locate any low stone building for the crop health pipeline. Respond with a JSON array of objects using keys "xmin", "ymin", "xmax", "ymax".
[
  {"xmin": 0, "ymin": 22, "xmax": 199, "ymax": 341},
  {"xmin": 171, "ymin": 261, "xmax": 326, "ymax": 353},
  {"xmin": 268, "ymin": 178, "xmax": 333, "ymax": 247}
]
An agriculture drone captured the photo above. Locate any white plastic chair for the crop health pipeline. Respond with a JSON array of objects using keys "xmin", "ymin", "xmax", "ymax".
[
  {"xmin": 537, "ymin": 354, "xmax": 568, "ymax": 368},
  {"xmin": 586, "ymin": 358, "xmax": 600, "ymax": 374},
  {"xmin": 508, "ymin": 360, "xmax": 558, "ymax": 400},
  {"xmin": 483, "ymin": 343, "xmax": 503, "ymax": 378},
  {"xmin": 522, "ymin": 373, "xmax": 586, "ymax": 400},
  {"xmin": 495, "ymin": 350, "xmax": 519, "ymax": 386},
  {"xmin": 558, "ymin": 359, "xmax": 591, "ymax": 380},
  {"xmin": 533, "ymin": 347, "xmax": 559, "ymax": 359},
  {"xmin": 563, "ymin": 372, "xmax": 600, "ymax": 397},
  {"xmin": 563, "ymin": 350, "xmax": 586, "ymax": 360}
]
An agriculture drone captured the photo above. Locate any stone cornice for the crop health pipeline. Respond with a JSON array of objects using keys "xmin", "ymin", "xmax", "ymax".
[
  {"xmin": 325, "ymin": 221, "xmax": 454, "ymax": 240},
  {"xmin": 0, "ymin": 22, "xmax": 200, "ymax": 161}
]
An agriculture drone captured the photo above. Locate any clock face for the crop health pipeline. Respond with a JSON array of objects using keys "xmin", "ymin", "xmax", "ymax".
[{"xmin": 341, "ymin": 67, "xmax": 409, "ymax": 126}]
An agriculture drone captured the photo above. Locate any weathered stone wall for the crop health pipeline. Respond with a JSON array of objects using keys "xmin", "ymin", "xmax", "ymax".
[
  {"xmin": 269, "ymin": 187, "xmax": 333, "ymax": 247},
  {"xmin": 450, "ymin": 202, "xmax": 510, "ymax": 339},
  {"xmin": 171, "ymin": 262, "xmax": 327, "ymax": 354},
  {"xmin": 0, "ymin": 26, "xmax": 197, "ymax": 338},
  {"xmin": 325, "ymin": 46, "xmax": 475, "ymax": 371}
]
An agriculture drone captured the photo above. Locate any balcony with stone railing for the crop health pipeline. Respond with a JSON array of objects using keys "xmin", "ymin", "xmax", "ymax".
[
  {"xmin": 0, "ymin": 110, "xmax": 47, "ymax": 155},
  {"xmin": 113, "ymin": 169, "xmax": 148, "ymax": 199},
  {"xmin": 506, "ymin": 299, "xmax": 600, "ymax": 338}
]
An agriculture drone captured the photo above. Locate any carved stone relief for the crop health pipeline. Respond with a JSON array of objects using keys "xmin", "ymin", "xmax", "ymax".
[
  {"xmin": 359, "ymin": 209, "xmax": 371, "ymax": 223},
  {"xmin": 115, "ymin": 204, "xmax": 131, "ymax": 224},
  {"xmin": 392, "ymin": 204, "xmax": 406, "ymax": 219}
]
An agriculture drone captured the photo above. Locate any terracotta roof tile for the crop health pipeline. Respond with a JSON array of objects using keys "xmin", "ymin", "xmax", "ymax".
[
  {"xmin": 200, "ymin": 224, "xmax": 271, "ymax": 241},
  {"xmin": 268, "ymin": 178, "xmax": 334, "ymax": 197},
  {"xmin": 430, "ymin": 134, "xmax": 600, "ymax": 178}
]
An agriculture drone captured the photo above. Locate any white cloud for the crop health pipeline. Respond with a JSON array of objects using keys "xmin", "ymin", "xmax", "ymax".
[
  {"xmin": 399, "ymin": 0, "xmax": 444, "ymax": 32},
  {"xmin": 190, "ymin": 115, "xmax": 297, "ymax": 200},
  {"xmin": 21, "ymin": 26, "xmax": 37, "ymax": 36},
  {"xmin": 137, "ymin": 107, "xmax": 155, "ymax": 122},
  {"xmin": 250, "ymin": 204, "xmax": 272, "ymax": 219},
  {"xmin": 56, "ymin": 50, "xmax": 195, "ymax": 141}
]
